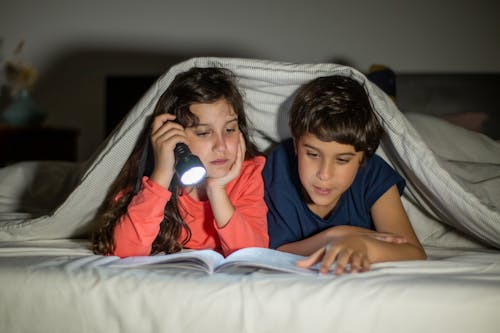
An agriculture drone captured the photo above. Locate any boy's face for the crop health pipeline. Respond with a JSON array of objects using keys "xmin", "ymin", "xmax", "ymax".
[{"xmin": 295, "ymin": 133, "xmax": 364, "ymax": 219}]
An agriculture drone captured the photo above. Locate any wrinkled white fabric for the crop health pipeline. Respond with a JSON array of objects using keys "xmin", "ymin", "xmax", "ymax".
[
  {"xmin": 0, "ymin": 57, "xmax": 499, "ymax": 248},
  {"xmin": 0, "ymin": 240, "xmax": 499, "ymax": 333}
]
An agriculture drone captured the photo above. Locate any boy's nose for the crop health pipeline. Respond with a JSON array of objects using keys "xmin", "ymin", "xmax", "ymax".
[{"xmin": 316, "ymin": 161, "xmax": 333, "ymax": 181}]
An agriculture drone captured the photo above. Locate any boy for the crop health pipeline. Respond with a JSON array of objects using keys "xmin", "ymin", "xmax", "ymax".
[{"xmin": 263, "ymin": 75, "xmax": 426, "ymax": 275}]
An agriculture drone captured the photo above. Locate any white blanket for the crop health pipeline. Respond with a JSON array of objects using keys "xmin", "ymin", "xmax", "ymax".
[{"xmin": 0, "ymin": 57, "xmax": 499, "ymax": 249}]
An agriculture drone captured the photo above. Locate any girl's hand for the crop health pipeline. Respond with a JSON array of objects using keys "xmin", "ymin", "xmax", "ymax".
[
  {"xmin": 206, "ymin": 133, "xmax": 246, "ymax": 228},
  {"xmin": 149, "ymin": 114, "xmax": 187, "ymax": 189},
  {"xmin": 296, "ymin": 236, "xmax": 371, "ymax": 275},
  {"xmin": 207, "ymin": 132, "xmax": 246, "ymax": 190}
]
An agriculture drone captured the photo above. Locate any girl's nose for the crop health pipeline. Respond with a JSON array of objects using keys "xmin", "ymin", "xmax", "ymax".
[{"xmin": 213, "ymin": 134, "xmax": 227, "ymax": 152}]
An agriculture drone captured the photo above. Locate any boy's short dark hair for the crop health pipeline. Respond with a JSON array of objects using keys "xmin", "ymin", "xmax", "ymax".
[{"xmin": 289, "ymin": 75, "xmax": 384, "ymax": 159}]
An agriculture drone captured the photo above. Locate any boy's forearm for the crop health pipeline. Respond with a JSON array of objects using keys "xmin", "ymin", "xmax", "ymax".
[
  {"xmin": 278, "ymin": 225, "xmax": 385, "ymax": 256},
  {"xmin": 277, "ymin": 230, "xmax": 332, "ymax": 256},
  {"xmin": 280, "ymin": 232, "xmax": 426, "ymax": 264},
  {"xmin": 366, "ymin": 237, "xmax": 427, "ymax": 263}
]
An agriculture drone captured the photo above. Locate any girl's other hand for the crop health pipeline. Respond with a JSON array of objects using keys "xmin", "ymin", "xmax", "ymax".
[{"xmin": 207, "ymin": 132, "xmax": 246, "ymax": 189}]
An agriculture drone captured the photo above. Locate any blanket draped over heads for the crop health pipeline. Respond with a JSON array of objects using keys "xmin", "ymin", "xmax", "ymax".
[{"xmin": 0, "ymin": 57, "xmax": 499, "ymax": 249}]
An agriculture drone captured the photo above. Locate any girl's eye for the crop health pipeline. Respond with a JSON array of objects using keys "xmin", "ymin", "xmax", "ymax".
[
  {"xmin": 225, "ymin": 127, "xmax": 237, "ymax": 134},
  {"xmin": 196, "ymin": 131, "xmax": 210, "ymax": 137}
]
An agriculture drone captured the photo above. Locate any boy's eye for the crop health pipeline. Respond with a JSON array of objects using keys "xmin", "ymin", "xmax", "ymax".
[
  {"xmin": 306, "ymin": 151, "xmax": 319, "ymax": 158},
  {"xmin": 336, "ymin": 157, "xmax": 350, "ymax": 164}
]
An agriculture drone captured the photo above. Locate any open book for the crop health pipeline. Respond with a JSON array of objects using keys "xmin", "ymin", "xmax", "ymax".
[{"xmin": 110, "ymin": 247, "xmax": 319, "ymax": 275}]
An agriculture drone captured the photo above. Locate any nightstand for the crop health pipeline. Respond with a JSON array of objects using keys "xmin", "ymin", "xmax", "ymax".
[{"xmin": 0, "ymin": 125, "xmax": 79, "ymax": 166}]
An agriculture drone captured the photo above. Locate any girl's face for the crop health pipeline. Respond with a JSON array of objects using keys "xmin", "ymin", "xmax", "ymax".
[
  {"xmin": 295, "ymin": 133, "xmax": 364, "ymax": 219},
  {"xmin": 185, "ymin": 98, "xmax": 241, "ymax": 179}
]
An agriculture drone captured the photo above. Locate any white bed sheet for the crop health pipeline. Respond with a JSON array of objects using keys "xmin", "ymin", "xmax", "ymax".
[{"xmin": 0, "ymin": 240, "xmax": 499, "ymax": 333}]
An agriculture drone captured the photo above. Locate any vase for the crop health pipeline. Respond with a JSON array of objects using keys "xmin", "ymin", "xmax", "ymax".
[{"xmin": 1, "ymin": 89, "xmax": 46, "ymax": 126}]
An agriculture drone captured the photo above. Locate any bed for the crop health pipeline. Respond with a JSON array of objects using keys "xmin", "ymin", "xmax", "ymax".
[{"xmin": 1, "ymin": 57, "xmax": 499, "ymax": 333}]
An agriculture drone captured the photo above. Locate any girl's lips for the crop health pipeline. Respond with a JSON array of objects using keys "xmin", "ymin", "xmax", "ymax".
[
  {"xmin": 210, "ymin": 159, "xmax": 228, "ymax": 166},
  {"xmin": 313, "ymin": 185, "xmax": 331, "ymax": 196}
]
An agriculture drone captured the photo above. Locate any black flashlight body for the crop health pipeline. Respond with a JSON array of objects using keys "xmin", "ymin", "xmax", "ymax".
[{"xmin": 174, "ymin": 143, "xmax": 207, "ymax": 185}]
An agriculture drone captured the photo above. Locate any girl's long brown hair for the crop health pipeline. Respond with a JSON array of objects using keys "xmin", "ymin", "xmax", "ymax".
[{"xmin": 91, "ymin": 67, "xmax": 259, "ymax": 255}]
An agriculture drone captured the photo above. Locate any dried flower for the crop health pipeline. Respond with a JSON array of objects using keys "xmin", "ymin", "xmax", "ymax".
[{"xmin": 4, "ymin": 41, "xmax": 38, "ymax": 95}]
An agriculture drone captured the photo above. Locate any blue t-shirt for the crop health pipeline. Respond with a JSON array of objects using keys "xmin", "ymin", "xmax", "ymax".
[{"xmin": 263, "ymin": 139, "xmax": 406, "ymax": 249}]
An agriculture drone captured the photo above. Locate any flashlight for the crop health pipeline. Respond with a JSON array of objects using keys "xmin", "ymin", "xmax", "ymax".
[{"xmin": 174, "ymin": 143, "xmax": 206, "ymax": 185}]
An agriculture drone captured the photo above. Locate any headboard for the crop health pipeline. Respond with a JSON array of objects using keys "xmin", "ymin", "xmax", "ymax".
[{"xmin": 396, "ymin": 73, "xmax": 500, "ymax": 139}]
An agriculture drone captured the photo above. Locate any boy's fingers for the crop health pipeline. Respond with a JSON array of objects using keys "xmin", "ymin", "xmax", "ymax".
[
  {"xmin": 319, "ymin": 244, "xmax": 343, "ymax": 274},
  {"xmin": 296, "ymin": 246, "xmax": 326, "ymax": 268},
  {"xmin": 361, "ymin": 257, "xmax": 371, "ymax": 272},
  {"xmin": 333, "ymin": 249, "xmax": 353, "ymax": 275},
  {"xmin": 369, "ymin": 232, "xmax": 407, "ymax": 244},
  {"xmin": 384, "ymin": 234, "xmax": 407, "ymax": 243},
  {"xmin": 350, "ymin": 253, "xmax": 363, "ymax": 273}
]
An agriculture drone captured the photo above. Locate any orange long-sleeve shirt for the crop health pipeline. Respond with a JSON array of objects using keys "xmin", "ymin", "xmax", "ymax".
[{"xmin": 113, "ymin": 156, "xmax": 269, "ymax": 258}]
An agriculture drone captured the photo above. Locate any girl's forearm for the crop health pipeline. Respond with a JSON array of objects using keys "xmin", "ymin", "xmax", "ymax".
[{"xmin": 207, "ymin": 186, "xmax": 234, "ymax": 228}]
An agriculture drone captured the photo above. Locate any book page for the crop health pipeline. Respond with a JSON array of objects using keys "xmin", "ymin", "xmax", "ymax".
[
  {"xmin": 109, "ymin": 248, "xmax": 326, "ymax": 275},
  {"xmin": 215, "ymin": 247, "xmax": 318, "ymax": 275},
  {"xmin": 110, "ymin": 249, "xmax": 225, "ymax": 273}
]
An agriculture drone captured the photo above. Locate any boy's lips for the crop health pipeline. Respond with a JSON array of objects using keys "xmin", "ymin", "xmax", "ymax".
[{"xmin": 312, "ymin": 185, "xmax": 332, "ymax": 196}]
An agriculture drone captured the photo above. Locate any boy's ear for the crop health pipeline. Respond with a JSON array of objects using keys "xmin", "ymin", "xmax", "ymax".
[
  {"xmin": 292, "ymin": 138, "xmax": 298, "ymax": 155},
  {"xmin": 359, "ymin": 152, "xmax": 366, "ymax": 165}
]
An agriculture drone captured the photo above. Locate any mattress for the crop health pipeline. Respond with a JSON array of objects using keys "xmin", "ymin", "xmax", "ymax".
[{"xmin": 1, "ymin": 239, "xmax": 499, "ymax": 333}]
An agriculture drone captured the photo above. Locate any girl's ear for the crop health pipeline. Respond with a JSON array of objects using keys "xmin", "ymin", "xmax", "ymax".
[{"xmin": 292, "ymin": 137, "xmax": 298, "ymax": 155}]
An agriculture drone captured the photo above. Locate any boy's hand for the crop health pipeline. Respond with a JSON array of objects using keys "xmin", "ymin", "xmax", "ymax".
[{"xmin": 296, "ymin": 236, "xmax": 372, "ymax": 275}]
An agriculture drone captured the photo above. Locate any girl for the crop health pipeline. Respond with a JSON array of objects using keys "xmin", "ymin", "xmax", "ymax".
[{"xmin": 92, "ymin": 67, "xmax": 268, "ymax": 257}]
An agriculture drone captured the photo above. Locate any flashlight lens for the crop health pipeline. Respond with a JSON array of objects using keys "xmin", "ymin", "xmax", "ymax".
[{"xmin": 180, "ymin": 166, "xmax": 207, "ymax": 185}]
